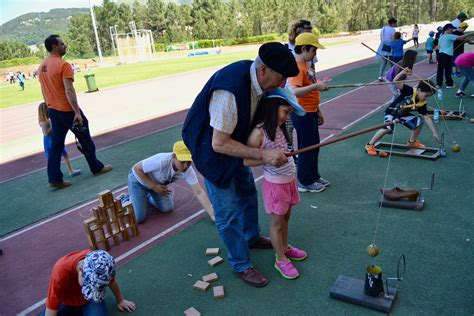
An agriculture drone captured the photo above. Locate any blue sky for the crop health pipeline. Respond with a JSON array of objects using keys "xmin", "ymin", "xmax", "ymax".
[{"xmin": 0, "ymin": 0, "xmax": 104, "ymax": 24}]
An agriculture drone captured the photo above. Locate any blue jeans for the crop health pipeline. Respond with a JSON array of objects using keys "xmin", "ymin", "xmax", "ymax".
[
  {"xmin": 127, "ymin": 171, "xmax": 174, "ymax": 224},
  {"xmin": 47, "ymin": 108, "xmax": 104, "ymax": 183},
  {"xmin": 459, "ymin": 65, "xmax": 474, "ymax": 92},
  {"xmin": 291, "ymin": 111, "xmax": 321, "ymax": 186},
  {"xmin": 41, "ymin": 301, "xmax": 108, "ymax": 316},
  {"xmin": 204, "ymin": 165, "xmax": 260, "ymax": 272}
]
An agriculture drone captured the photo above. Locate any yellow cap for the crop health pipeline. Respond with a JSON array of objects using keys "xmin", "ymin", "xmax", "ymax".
[
  {"xmin": 295, "ymin": 33, "xmax": 325, "ymax": 49},
  {"xmin": 173, "ymin": 141, "xmax": 192, "ymax": 162},
  {"xmin": 460, "ymin": 22, "xmax": 468, "ymax": 28}
]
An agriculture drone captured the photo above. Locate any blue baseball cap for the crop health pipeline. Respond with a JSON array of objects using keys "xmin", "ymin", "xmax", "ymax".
[
  {"xmin": 264, "ymin": 87, "xmax": 306, "ymax": 116},
  {"xmin": 429, "ymin": 31, "xmax": 435, "ymax": 36}
]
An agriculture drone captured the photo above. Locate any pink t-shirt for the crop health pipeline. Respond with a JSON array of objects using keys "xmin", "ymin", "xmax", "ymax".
[{"xmin": 455, "ymin": 52, "xmax": 474, "ymax": 67}]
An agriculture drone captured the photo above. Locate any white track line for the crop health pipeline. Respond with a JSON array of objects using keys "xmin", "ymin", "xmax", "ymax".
[
  {"xmin": 0, "ymin": 122, "xmax": 183, "ymax": 184},
  {"xmin": 17, "ymin": 58, "xmax": 434, "ymax": 315}
]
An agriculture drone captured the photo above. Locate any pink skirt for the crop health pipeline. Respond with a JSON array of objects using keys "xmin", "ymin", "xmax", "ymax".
[{"xmin": 262, "ymin": 177, "xmax": 300, "ymax": 215}]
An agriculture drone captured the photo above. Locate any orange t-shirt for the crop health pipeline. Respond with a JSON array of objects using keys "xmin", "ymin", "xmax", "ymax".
[
  {"xmin": 289, "ymin": 61, "xmax": 320, "ymax": 113},
  {"xmin": 39, "ymin": 55, "xmax": 74, "ymax": 112},
  {"xmin": 46, "ymin": 250, "xmax": 90, "ymax": 310}
]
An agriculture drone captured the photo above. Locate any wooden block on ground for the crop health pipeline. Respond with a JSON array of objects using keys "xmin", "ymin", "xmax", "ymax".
[
  {"xmin": 193, "ymin": 280, "xmax": 211, "ymax": 291},
  {"xmin": 206, "ymin": 247, "xmax": 220, "ymax": 256},
  {"xmin": 184, "ymin": 307, "xmax": 201, "ymax": 316},
  {"xmin": 202, "ymin": 272, "xmax": 219, "ymax": 283},
  {"xmin": 213, "ymin": 285, "xmax": 225, "ymax": 299},
  {"xmin": 208, "ymin": 256, "xmax": 224, "ymax": 267}
]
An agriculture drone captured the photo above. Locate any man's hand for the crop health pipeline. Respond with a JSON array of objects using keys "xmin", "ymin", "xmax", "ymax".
[
  {"xmin": 117, "ymin": 299, "xmax": 136, "ymax": 313},
  {"xmin": 432, "ymin": 133, "xmax": 440, "ymax": 144},
  {"xmin": 318, "ymin": 112, "xmax": 324, "ymax": 126},
  {"xmin": 262, "ymin": 148, "xmax": 288, "ymax": 167},
  {"xmin": 73, "ymin": 112, "xmax": 84, "ymax": 126},
  {"xmin": 153, "ymin": 184, "xmax": 171, "ymax": 196}
]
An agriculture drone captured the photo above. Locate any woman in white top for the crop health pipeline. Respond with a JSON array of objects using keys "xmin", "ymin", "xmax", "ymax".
[
  {"xmin": 378, "ymin": 17, "xmax": 397, "ymax": 81},
  {"xmin": 413, "ymin": 24, "xmax": 420, "ymax": 48}
]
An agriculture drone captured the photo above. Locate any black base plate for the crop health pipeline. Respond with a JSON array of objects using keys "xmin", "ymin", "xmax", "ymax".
[
  {"xmin": 330, "ymin": 275, "xmax": 397, "ymax": 314},
  {"xmin": 379, "ymin": 191, "xmax": 424, "ymax": 211}
]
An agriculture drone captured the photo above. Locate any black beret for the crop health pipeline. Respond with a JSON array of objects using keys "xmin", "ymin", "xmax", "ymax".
[{"xmin": 258, "ymin": 42, "xmax": 299, "ymax": 78}]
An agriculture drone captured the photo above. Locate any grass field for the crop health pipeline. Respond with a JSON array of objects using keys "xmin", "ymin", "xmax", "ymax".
[{"xmin": 0, "ymin": 41, "xmax": 351, "ymax": 109}]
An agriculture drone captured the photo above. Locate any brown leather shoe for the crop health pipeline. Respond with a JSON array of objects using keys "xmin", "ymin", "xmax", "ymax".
[
  {"xmin": 237, "ymin": 268, "xmax": 268, "ymax": 287},
  {"xmin": 93, "ymin": 164, "xmax": 113, "ymax": 176},
  {"xmin": 249, "ymin": 236, "xmax": 273, "ymax": 249},
  {"xmin": 48, "ymin": 181, "xmax": 71, "ymax": 189},
  {"xmin": 381, "ymin": 187, "xmax": 419, "ymax": 201}
]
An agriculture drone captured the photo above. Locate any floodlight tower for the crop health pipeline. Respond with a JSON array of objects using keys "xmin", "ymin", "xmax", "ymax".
[{"xmin": 89, "ymin": 0, "xmax": 103, "ymax": 64}]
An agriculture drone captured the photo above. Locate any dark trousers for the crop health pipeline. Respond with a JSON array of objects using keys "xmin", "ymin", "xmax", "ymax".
[
  {"xmin": 436, "ymin": 53, "xmax": 453, "ymax": 87},
  {"xmin": 47, "ymin": 108, "xmax": 104, "ymax": 183},
  {"xmin": 291, "ymin": 111, "xmax": 321, "ymax": 186}
]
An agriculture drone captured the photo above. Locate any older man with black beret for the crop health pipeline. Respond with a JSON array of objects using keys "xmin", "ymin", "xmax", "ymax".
[{"xmin": 182, "ymin": 42, "xmax": 299, "ymax": 287}]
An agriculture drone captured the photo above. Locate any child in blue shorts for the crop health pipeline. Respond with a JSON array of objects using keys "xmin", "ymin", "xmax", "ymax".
[
  {"xmin": 38, "ymin": 102, "xmax": 81, "ymax": 176},
  {"xmin": 365, "ymin": 69, "xmax": 440, "ymax": 157}
]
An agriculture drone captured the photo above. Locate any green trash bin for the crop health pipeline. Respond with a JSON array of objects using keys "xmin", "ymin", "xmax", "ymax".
[{"xmin": 84, "ymin": 73, "xmax": 98, "ymax": 92}]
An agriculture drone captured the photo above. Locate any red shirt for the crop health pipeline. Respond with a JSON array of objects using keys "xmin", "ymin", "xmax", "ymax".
[
  {"xmin": 46, "ymin": 250, "xmax": 90, "ymax": 310},
  {"xmin": 39, "ymin": 55, "xmax": 74, "ymax": 112}
]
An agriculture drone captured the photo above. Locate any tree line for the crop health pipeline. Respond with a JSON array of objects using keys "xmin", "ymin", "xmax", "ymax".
[{"xmin": 1, "ymin": 0, "xmax": 472, "ymax": 61}]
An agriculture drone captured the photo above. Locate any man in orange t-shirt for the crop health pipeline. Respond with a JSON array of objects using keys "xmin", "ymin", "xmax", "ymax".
[
  {"xmin": 39, "ymin": 35, "xmax": 112, "ymax": 189},
  {"xmin": 42, "ymin": 250, "xmax": 136, "ymax": 316},
  {"xmin": 289, "ymin": 33, "xmax": 330, "ymax": 193}
]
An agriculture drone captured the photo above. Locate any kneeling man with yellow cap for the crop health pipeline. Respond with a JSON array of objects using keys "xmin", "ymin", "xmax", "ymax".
[{"xmin": 128, "ymin": 141, "xmax": 214, "ymax": 223}]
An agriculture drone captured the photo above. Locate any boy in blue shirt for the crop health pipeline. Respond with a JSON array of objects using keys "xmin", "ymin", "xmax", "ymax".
[
  {"xmin": 391, "ymin": 32, "xmax": 413, "ymax": 64},
  {"xmin": 426, "ymin": 31, "xmax": 435, "ymax": 64}
]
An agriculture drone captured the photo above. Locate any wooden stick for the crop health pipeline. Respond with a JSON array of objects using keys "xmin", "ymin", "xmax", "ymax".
[
  {"xmin": 287, "ymin": 120, "xmax": 399, "ymax": 157},
  {"xmin": 361, "ymin": 42, "xmax": 437, "ymax": 90},
  {"xmin": 327, "ymin": 79, "xmax": 426, "ymax": 89}
]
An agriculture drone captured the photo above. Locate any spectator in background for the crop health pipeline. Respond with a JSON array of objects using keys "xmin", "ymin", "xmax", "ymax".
[
  {"xmin": 39, "ymin": 35, "xmax": 112, "ymax": 189},
  {"xmin": 452, "ymin": 22, "xmax": 473, "ymax": 78},
  {"xmin": 377, "ymin": 17, "xmax": 397, "ymax": 81},
  {"xmin": 451, "ymin": 12, "xmax": 468, "ymax": 29}
]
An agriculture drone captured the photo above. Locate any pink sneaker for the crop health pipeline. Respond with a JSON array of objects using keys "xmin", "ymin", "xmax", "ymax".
[
  {"xmin": 274, "ymin": 257, "xmax": 299, "ymax": 279},
  {"xmin": 285, "ymin": 246, "xmax": 307, "ymax": 261}
]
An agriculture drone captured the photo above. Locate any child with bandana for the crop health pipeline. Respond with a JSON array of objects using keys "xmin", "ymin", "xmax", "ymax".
[{"xmin": 42, "ymin": 250, "xmax": 136, "ymax": 315}]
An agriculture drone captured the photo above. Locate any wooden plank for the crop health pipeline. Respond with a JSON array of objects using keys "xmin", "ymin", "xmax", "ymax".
[
  {"xmin": 405, "ymin": 149, "xmax": 425, "ymax": 155},
  {"xmin": 184, "ymin": 307, "xmax": 201, "ymax": 316},
  {"xmin": 213, "ymin": 285, "xmax": 225, "ymax": 299},
  {"xmin": 330, "ymin": 275, "xmax": 397, "ymax": 314},
  {"xmin": 193, "ymin": 280, "xmax": 211, "ymax": 292},
  {"xmin": 202, "ymin": 272, "xmax": 219, "ymax": 283},
  {"xmin": 206, "ymin": 248, "xmax": 220, "ymax": 256},
  {"xmin": 379, "ymin": 194, "xmax": 424, "ymax": 211},
  {"xmin": 208, "ymin": 256, "xmax": 224, "ymax": 267}
]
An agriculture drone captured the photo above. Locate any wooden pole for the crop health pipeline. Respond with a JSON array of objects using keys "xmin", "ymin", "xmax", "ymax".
[
  {"xmin": 362, "ymin": 42, "xmax": 437, "ymax": 90},
  {"xmin": 327, "ymin": 79, "xmax": 426, "ymax": 89},
  {"xmin": 287, "ymin": 120, "xmax": 399, "ymax": 157}
]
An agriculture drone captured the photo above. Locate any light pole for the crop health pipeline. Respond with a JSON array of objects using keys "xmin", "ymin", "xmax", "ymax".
[{"xmin": 89, "ymin": 0, "xmax": 103, "ymax": 64}]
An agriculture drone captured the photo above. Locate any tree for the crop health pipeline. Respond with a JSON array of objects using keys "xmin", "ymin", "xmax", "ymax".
[
  {"xmin": 64, "ymin": 14, "xmax": 95, "ymax": 58},
  {"xmin": 0, "ymin": 40, "xmax": 33, "ymax": 61}
]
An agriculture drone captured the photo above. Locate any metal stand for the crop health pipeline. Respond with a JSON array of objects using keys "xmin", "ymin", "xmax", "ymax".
[{"xmin": 374, "ymin": 142, "xmax": 440, "ymax": 160}]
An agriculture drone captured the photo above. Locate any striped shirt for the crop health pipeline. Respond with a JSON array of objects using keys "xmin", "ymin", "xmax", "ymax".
[
  {"xmin": 209, "ymin": 62, "xmax": 263, "ymax": 134},
  {"xmin": 259, "ymin": 124, "xmax": 295, "ymax": 184}
]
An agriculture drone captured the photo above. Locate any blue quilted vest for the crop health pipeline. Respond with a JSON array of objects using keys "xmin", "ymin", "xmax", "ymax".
[{"xmin": 182, "ymin": 60, "xmax": 253, "ymax": 188}]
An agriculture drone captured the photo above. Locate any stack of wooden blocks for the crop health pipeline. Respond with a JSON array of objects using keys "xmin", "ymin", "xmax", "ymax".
[{"xmin": 83, "ymin": 190, "xmax": 139, "ymax": 250}]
